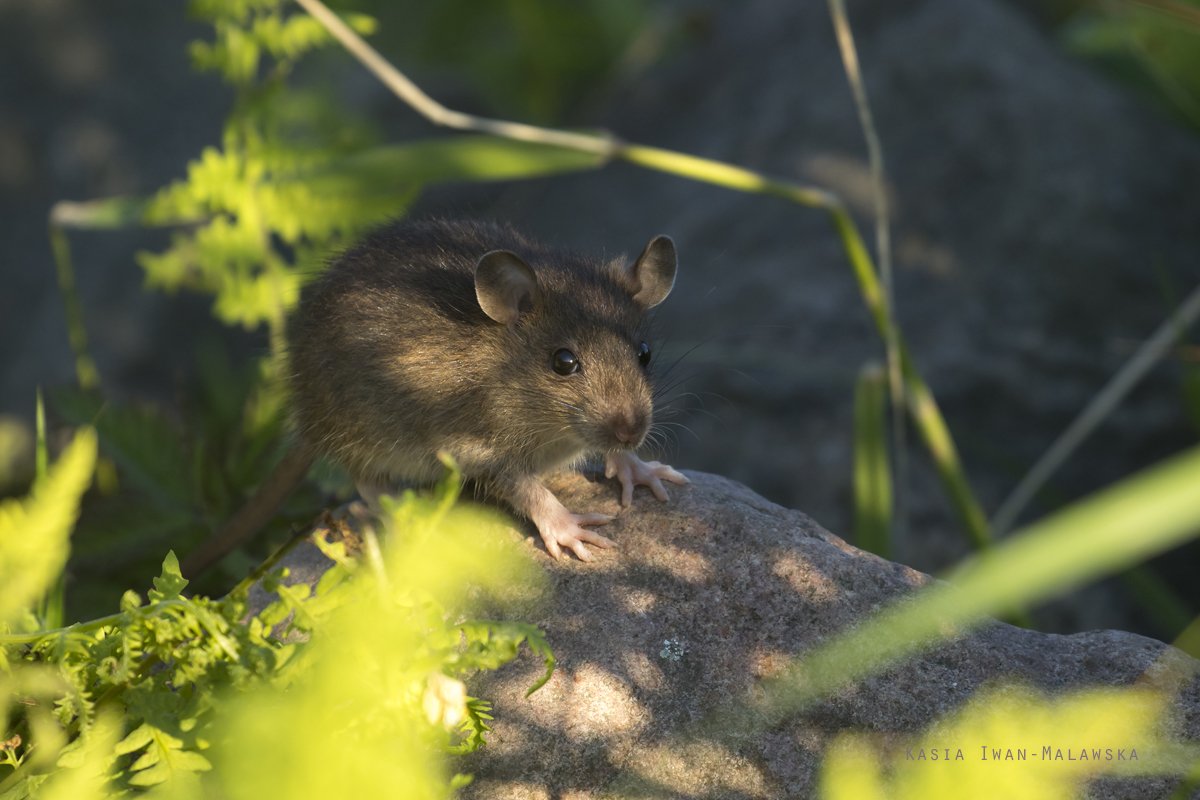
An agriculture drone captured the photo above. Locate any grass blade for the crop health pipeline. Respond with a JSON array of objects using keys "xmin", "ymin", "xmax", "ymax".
[{"xmin": 853, "ymin": 361, "xmax": 892, "ymax": 558}]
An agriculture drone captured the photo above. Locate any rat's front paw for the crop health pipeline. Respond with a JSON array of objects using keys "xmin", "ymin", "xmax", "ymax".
[
  {"xmin": 538, "ymin": 509, "xmax": 615, "ymax": 562},
  {"xmin": 605, "ymin": 451, "xmax": 689, "ymax": 506},
  {"xmin": 513, "ymin": 477, "xmax": 617, "ymax": 562}
]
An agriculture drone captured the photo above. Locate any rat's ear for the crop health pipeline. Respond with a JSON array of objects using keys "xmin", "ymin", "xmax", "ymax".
[
  {"xmin": 626, "ymin": 235, "xmax": 677, "ymax": 309},
  {"xmin": 475, "ymin": 250, "xmax": 541, "ymax": 327}
]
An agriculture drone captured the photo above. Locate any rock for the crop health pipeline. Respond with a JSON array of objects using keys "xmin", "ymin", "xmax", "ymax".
[
  {"xmin": 246, "ymin": 471, "xmax": 1200, "ymax": 799},
  {"xmin": 412, "ymin": 0, "xmax": 1200, "ymax": 633}
]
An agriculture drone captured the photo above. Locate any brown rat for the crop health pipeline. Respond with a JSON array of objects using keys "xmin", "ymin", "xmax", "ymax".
[{"xmin": 270, "ymin": 218, "xmax": 685, "ymax": 564}]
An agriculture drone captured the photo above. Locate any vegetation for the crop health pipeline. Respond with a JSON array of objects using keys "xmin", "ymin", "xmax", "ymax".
[{"xmin": 2, "ymin": 438, "xmax": 552, "ymax": 797}]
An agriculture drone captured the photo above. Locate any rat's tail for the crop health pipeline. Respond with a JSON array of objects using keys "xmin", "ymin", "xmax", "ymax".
[{"xmin": 180, "ymin": 446, "xmax": 316, "ymax": 579}]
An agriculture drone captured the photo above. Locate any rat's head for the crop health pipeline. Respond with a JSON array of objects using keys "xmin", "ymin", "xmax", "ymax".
[{"xmin": 474, "ymin": 235, "xmax": 677, "ymax": 457}]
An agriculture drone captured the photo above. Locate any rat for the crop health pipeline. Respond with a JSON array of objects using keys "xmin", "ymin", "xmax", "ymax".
[{"xmin": 179, "ymin": 218, "xmax": 686, "ymax": 577}]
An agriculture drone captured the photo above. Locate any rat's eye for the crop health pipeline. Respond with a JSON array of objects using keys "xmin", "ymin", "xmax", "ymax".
[
  {"xmin": 637, "ymin": 342, "xmax": 652, "ymax": 368},
  {"xmin": 552, "ymin": 349, "xmax": 580, "ymax": 375}
]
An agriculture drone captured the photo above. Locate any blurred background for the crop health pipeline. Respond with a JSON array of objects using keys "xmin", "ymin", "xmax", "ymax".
[{"xmin": 2, "ymin": 0, "xmax": 1199, "ymax": 638}]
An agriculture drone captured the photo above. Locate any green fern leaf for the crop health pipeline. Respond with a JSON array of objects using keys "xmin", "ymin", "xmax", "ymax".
[
  {"xmin": 122, "ymin": 723, "xmax": 213, "ymax": 787},
  {"xmin": 149, "ymin": 552, "xmax": 189, "ymax": 603}
]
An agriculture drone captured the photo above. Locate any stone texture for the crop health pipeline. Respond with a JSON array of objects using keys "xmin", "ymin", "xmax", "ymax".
[{"xmin": 248, "ymin": 471, "xmax": 1200, "ymax": 799}]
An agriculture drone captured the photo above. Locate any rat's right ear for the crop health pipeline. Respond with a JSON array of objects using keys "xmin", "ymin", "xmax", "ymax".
[
  {"xmin": 475, "ymin": 250, "xmax": 541, "ymax": 327},
  {"xmin": 627, "ymin": 235, "xmax": 677, "ymax": 309}
]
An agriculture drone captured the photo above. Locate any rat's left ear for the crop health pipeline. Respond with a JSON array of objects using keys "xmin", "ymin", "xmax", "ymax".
[{"xmin": 626, "ymin": 235, "xmax": 677, "ymax": 309}]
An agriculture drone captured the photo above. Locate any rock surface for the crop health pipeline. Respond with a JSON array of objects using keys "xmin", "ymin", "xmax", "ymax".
[{"xmin": 248, "ymin": 471, "xmax": 1200, "ymax": 799}]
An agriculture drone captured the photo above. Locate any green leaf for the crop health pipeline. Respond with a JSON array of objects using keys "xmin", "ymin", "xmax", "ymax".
[
  {"xmin": 115, "ymin": 678, "xmax": 212, "ymax": 785},
  {"xmin": 120, "ymin": 590, "xmax": 143, "ymax": 613},
  {"xmin": 149, "ymin": 552, "xmax": 189, "ymax": 603},
  {"xmin": 447, "ymin": 696, "xmax": 494, "ymax": 755},
  {"xmin": 210, "ymin": 265, "xmax": 299, "ymax": 330},
  {"xmin": 256, "ymin": 573, "xmax": 315, "ymax": 636},
  {"xmin": 113, "ymin": 722, "xmax": 156, "ymax": 756},
  {"xmin": 122, "ymin": 675, "xmax": 185, "ymax": 727},
  {"xmin": 0, "ymin": 428, "xmax": 96, "ymax": 625},
  {"xmin": 126, "ymin": 729, "xmax": 213, "ymax": 785},
  {"xmin": 127, "ymin": 761, "xmax": 172, "ymax": 786},
  {"xmin": 254, "ymin": 12, "xmax": 377, "ymax": 60},
  {"xmin": 0, "ymin": 773, "xmax": 50, "ymax": 799}
]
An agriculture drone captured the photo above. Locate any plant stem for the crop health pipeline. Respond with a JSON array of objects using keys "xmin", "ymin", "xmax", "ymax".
[
  {"xmin": 828, "ymin": 0, "xmax": 907, "ymax": 551},
  {"xmin": 227, "ymin": 523, "xmax": 315, "ymax": 599}
]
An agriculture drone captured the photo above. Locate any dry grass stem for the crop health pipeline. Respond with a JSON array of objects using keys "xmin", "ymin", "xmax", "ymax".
[{"xmin": 827, "ymin": 0, "xmax": 907, "ymax": 547}]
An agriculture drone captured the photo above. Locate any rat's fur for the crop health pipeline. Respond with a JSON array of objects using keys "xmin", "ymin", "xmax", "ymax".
[{"xmin": 289, "ymin": 218, "xmax": 676, "ymax": 533}]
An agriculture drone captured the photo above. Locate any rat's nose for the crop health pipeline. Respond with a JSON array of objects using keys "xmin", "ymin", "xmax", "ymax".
[{"xmin": 609, "ymin": 412, "xmax": 647, "ymax": 445}]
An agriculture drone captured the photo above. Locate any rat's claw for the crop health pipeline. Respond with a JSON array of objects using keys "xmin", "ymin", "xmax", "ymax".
[{"xmin": 604, "ymin": 451, "xmax": 689, "ymax": 506}]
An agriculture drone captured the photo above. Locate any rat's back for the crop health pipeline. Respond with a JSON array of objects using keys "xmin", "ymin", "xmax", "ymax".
[{"xmin": 290, "ymin": 219, "xmax": 516, "ymax": 479}]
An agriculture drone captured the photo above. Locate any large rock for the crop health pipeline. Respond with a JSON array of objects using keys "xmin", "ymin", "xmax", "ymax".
[
  {"xmin": 412, "ymin": 0, "xmax": 1200, "ymax": 633},
  {"xmin": 249, "ymin": 471, "xmax": 1200, "ymax": 799}
]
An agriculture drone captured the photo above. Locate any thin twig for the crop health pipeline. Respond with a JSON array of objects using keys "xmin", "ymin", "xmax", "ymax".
[
  {"xmin": 289, "ymin": 0, "xmax": 840, "ymax": 209},
  {"xmin": 292, "ymin": 0, "xmax": 617, "ymax": 157},
  {"xmin": 227, "ymin": 518, "xmax": 324, "ymax": 599},
  {"xmin": 180, "ymin": 446, "xmax": 315, "ymax": 580},
  {"xmin": 991, "ymin": 277, "xmax": 1200, "ymax": 535},
  {"xmin": 827, "ymin": 0, "xmax": 908, "ymax": 549}
]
